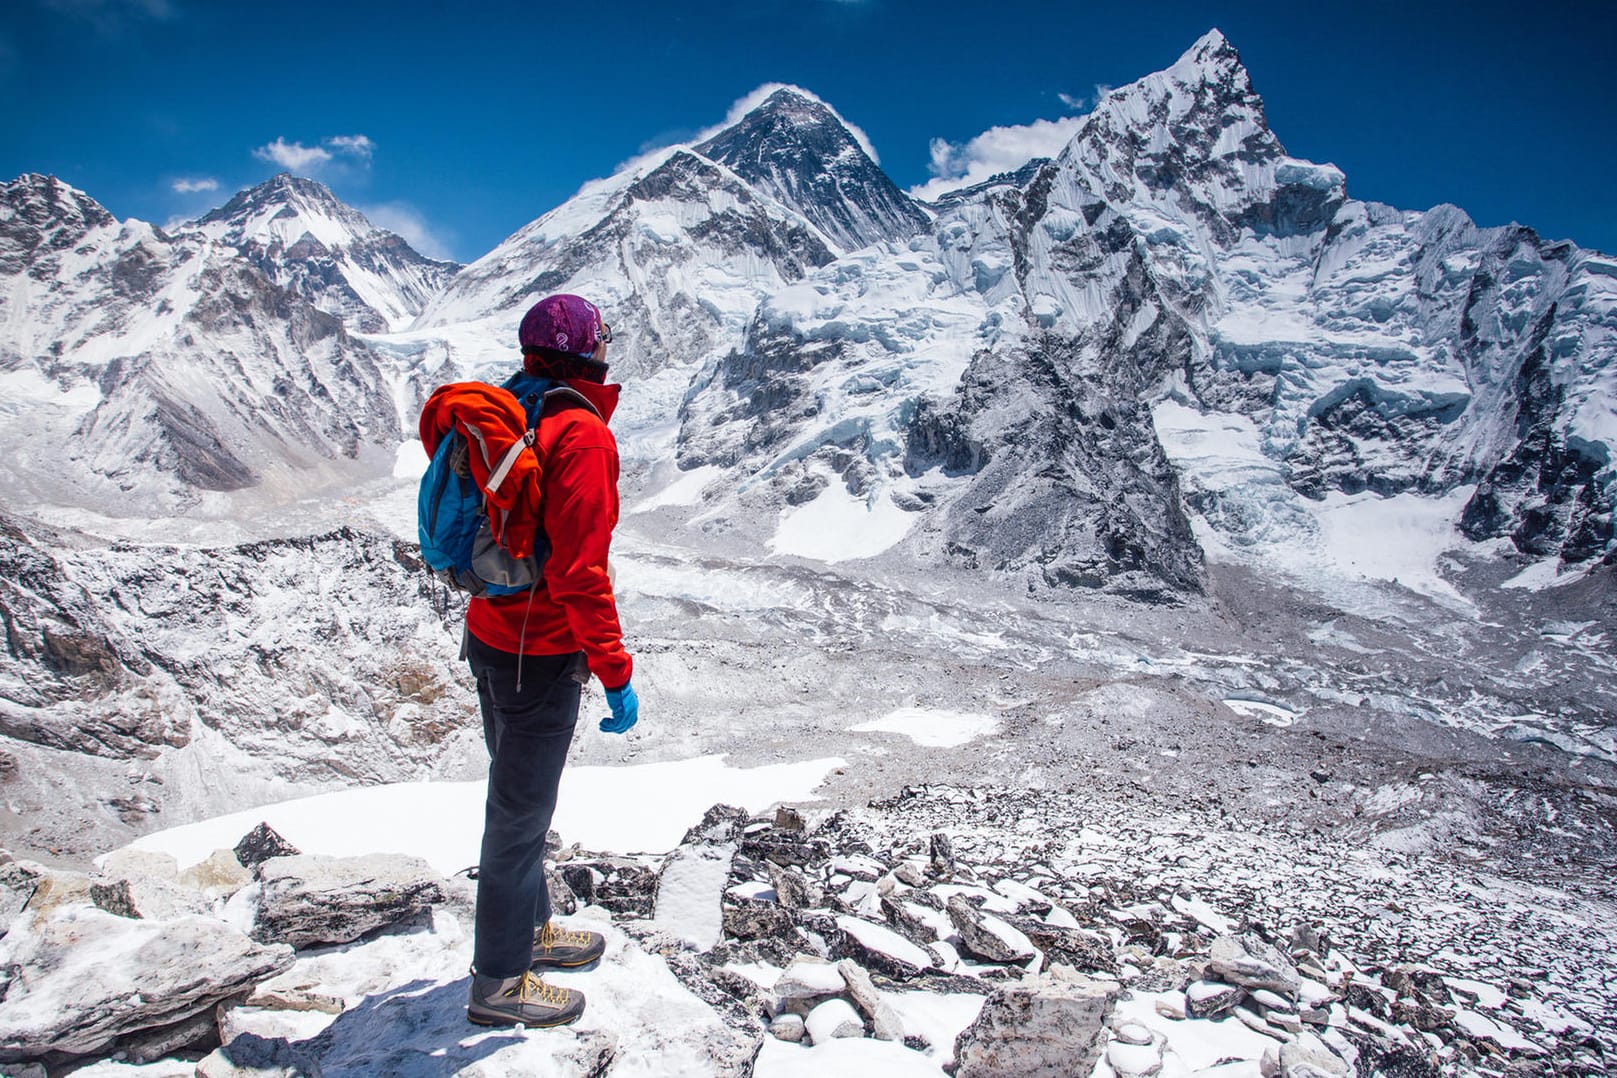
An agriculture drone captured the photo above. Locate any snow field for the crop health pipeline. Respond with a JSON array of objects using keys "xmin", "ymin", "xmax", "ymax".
[
  {"xmin": 126, "ymin": 754, "xmax": 844, "ymax": 872},
  {"xmin": 770, "ymin": 481, "xmax": 916, "ymax": 562},
  {"xmin": 1151, "ymin": 398, "xmax": 1477, "ymax": 610}
]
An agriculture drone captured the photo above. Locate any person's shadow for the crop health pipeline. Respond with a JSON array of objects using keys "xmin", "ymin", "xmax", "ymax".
[{"xmin": 276, "ymin": 977, "xmax": 615, "ymax": 1076}]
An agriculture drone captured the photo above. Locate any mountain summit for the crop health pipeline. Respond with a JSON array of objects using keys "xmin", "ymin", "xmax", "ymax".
[
  {"xmin": 696, "ymin": 87, "xmax": 930, "ymax": 253},
  {"xmin": 186, "ymin": 173, "xmax": 458, "ymax": 334}
]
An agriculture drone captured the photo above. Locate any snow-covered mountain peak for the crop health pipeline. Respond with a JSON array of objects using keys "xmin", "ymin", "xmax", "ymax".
[
  {"xmin": 194, "ymin": 172, "xmax": 374, "ymax": 252},
  {"xmin": 1169, "ymin": 28, "xmax": 1244, "ymax": 83},
  {"xmin": 696, "ymin": 84, "xmax": 930, "ymax": 254},
  {"xmin": 1065, "ymin": 26, "xmax": 1277, "ymax": 183},
  {"xmin": 180, "ymin": 173, "xmax": 458, "ymax": 334},
  {"xmin": 1, "ymin": 174, "xmax": 119, "ymax": 266}
]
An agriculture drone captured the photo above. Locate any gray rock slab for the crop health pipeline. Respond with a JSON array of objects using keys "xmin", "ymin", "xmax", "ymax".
[
  {"xmin": 98, "ymin": 848, "xmax": 180, "ymax": 883},
  {"xmin": 19, "ymin": 870, "xmax": 92, "ymax": 917},
  {"xmin": 837, "ymin": 958, "xmax": 905, "ymax": 1040},
  {"xmin": 90, "ymin": 874, "xmax": 211, "ymax": 921},
  {"xmin": 947, "ymin": 895, "xmax": 1037, "ymax": 963},
  {"xmin": 776, "ymin": 956, "xmax": 847, "ymax": 1001},
  {"xmin": 828, "ymin": 913, "xmax": 932, "ymax": 979},
  {"xmin": 1279, "ymin": 1042, "xmax": 1352, "ymax": 1078},
  {"xmin": 251, "ymin": 854, "xmax": 444, "ymax": 950},
  {"xmin": 953, "ymin": 972, "xmax": 1120, "ymax": 1078},
  {"xmin": 1208, "ymin": 934, "xmax": 1301, "ymax": 999},
  {"xmin": 1186, "ymin": 978, "xmax": 1244, "ymax": 1018},
  {"xmin": 0, "ymin": 906, "xmax": 292, "ymax": 1062}
]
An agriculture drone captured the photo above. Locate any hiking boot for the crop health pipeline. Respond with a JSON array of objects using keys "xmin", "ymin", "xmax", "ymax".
[
  {"xmin": 467, "ymin": 970, "xmax": 585, "ymax": 1028},
  {"xmin": 530, "ymin": 919, "xmax": 606, "ymax": 968}
]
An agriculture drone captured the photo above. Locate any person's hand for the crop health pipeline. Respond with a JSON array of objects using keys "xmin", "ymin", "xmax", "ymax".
[{"xmin": 600, "ymin": 682, "xmax": 639, "ymax": 734}]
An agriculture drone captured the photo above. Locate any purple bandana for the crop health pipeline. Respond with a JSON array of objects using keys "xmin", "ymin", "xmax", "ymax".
[{"xmin": 519, "ymin": 294, "xmax": 604, "ymax": 358}]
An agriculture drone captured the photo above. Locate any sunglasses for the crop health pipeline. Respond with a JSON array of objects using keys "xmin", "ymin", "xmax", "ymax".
[{"xmin": 598, "ymin": 323, "xmax": 614, "ymax": 345}]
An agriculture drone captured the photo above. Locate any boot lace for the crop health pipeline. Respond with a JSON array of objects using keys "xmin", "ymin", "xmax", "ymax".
[
  {"xmin": 538, "ymin": 921, "xmax": 596, "ymax": 949},
  {"xmin": 513, "ymin": 971, "xmax": 572, "ymax": 1007}
]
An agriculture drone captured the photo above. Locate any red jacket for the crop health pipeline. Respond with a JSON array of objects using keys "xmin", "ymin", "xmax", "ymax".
[{"xmin": 465, "ymin": 378, "xmax": 634, "ymax": 690}]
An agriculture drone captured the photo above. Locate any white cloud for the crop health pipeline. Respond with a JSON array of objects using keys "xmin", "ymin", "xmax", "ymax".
[
  {"xmin": 251, "ymin": 134, "xmax": 374, "ymax": 173},
  {"xmin": 1059, "ymin": 92, "xmax": 1087, "ymax": 111},
  {"xmin": 171, "ymin": 177, "xmax": 219, "ymax": 193},
  {"xmin": 325, "ymin": 134, "xmax": 375, "ymax": 161},
  {"xmin": 362, "ymin": 201, "xmax": 457, "ymax": 262},
  {"xmin": 907, "ymin": 115, "xmax": 1087, "ymax": 203},
  {"xmin": 254, "ymin": 138, "xmax": 332, "ymax": 171}
]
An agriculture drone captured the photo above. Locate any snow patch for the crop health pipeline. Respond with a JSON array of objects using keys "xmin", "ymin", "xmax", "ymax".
[
  {"xmin": 1222, "ymin": 699, "xmax": 1298, "ymax": 727},
  {"xmin": 631, "ymin": 464, "xmax": 721, "ymax": 514},
  {"xmin": 770, "ymin": 483, "xmax": 916, "ymax": 563},
  {"xmin": 852, "ymin": 707, "xmax": 999, "ymax": 748}
]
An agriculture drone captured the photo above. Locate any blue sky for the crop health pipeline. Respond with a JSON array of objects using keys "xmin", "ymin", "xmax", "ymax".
[{"xmin": 3, "ymin": 0, "xmax": 1613, "ymax": 262}]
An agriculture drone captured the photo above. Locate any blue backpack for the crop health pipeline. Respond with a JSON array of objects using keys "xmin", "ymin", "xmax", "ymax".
[{"xmin": 417, "ymin": 372, "xmax": 593, "ymax": 597}]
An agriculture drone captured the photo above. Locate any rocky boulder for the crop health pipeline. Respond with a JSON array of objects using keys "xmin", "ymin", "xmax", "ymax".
[
  {"xmin": 952, "ymin": 971, "xmax": 1120, "ymax": 1078},
  {"xmin": 251, "ymin": 854, "xmax": 444, "ymax": 950},
  {"xmin": 234, "ymin": 823, "xmax": 302, "ymax": 869},
  {"xmin": 89, "ymin": 874, "xmax": 211, "ymax": 921},
  {"xmin": 0, "ymin": 906, "xmax": 292, "ymax": 1063},
  {"xmin": 1207, "ymin": 934, "xmax": 1301, "ymax": 999}
]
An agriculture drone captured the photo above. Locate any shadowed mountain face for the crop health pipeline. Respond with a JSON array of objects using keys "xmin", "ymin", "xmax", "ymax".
[{"xmin": 695, "ymin": 87, "xmax": 932, "ymax": 254}]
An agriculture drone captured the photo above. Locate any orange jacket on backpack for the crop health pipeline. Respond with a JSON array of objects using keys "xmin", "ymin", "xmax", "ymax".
[
  {"xmin": 464, "ymin": 377, "xmax": 633, "ymax": 690},
  {"xmin": 418, "ymin": 382, "xmax": 544, "ymax": 560}
]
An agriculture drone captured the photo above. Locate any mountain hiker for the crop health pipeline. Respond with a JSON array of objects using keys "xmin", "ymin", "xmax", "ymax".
[{"xmin": 460, "ymin": 293, "xmax": 640, "ymax": 1028}]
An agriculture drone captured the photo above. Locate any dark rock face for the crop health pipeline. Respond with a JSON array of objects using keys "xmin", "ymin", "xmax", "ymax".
[
  {"xmin": 1460, "ymin": 323, "xmax": 1614, "ymax": 560},
  {"xmin": 696, "ymin": 88, "xmax": 930, "ymax": 253},
  {"xmin": 0, "ymin": 175, "xmax": 116, "ymax": 279},
  {"xmin": 234, "ymin": 823, "xmax": 302, "ymax": 869},
  {"xmin": 911, "ymin": 334, "xmax": 1206, "ymax": 597},
  {"xmin": 0, "ymin": 514, "xmax": 175, "ymax": 758}
]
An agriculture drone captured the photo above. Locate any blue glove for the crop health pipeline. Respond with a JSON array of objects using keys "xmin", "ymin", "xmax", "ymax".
[{"xmin": 600, "ymin": 682, "xmax": 639, "ymax": 734}]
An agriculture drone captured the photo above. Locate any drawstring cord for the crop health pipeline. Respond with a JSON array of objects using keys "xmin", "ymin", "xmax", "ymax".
[{"xmin": 514, "ymin": 586, "xmax": 538, "ymax": 693}]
